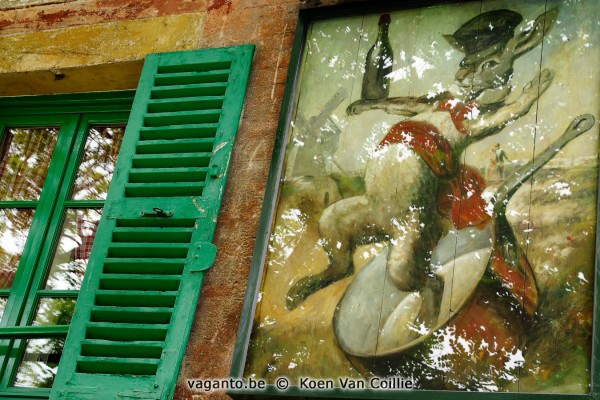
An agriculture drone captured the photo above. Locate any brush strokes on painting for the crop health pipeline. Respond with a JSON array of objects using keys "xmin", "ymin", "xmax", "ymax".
[{"xmin": 244, "ymin": 0, "xmax": 599, "ymax": 393}]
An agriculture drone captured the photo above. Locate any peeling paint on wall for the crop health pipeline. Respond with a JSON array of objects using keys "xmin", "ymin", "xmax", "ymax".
[
  {"xmin": 0, "ymin": 12, "xmax": 205, "ymax": 73},
  {"xmin": 207, "ymin": 0, "xmax": 232, "ymax": 13},
  {"xmin": 0, "ymin": 0, "xmax": 77, "ymax": 10},
  {"xmin": 0, "ymin": 0, "xmax": 206, "ymax": 34}
]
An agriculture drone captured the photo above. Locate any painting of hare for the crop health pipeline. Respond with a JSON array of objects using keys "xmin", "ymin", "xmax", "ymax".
[{"xmin": 286, "ymin": 8, "xmax": 560, "ymax": 326}]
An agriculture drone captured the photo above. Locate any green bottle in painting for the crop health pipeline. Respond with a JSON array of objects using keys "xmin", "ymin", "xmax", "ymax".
[{"xmin": 361, "ymin": 14, "xmax": 393, "ymax": 100}]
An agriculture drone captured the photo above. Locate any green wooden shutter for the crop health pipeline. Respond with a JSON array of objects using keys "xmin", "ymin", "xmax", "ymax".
[{"xmin": 50, "ymin": 45, "xmax": 254, "ymax": 400}]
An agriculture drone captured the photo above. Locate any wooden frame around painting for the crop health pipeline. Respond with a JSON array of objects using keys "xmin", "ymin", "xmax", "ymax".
[{"xmin": 231, "ymin": 0, "xmax": 600, "ymax": 398}]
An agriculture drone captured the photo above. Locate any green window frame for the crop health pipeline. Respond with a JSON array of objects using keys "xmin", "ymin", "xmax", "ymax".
[
  {"xmin": 0, "ymin": 45, "xmax": 254, "ymax": 400},
  {"xmin": 230, "ymin": 1, "xmax": 600, "ymax": 400},
  {"xmin": 0, "ymin": 94, "xmax": 134, "ymax": 399}
]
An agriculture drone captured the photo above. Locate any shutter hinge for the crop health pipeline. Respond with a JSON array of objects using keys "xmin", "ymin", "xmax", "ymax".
[{"xmin": 189, "ymin": 242, "xmax": 217, "ymax": 272}]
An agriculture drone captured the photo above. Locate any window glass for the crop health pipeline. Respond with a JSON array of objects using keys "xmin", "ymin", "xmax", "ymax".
[
  {"xmin": 0, "ymin": 297, "xmax": 7, "ymax": 321},
  {"xmin": 32, "ymin": 298, "xmax": 76, "ymax": 326},
  {"xmin": 44, "ymin": 209, "xmax": 102, "ymax": 291},
  {"xmin": 0, "ymin": 209, "xmax": 35, "ymax": 289},
  {"xmin": 0, "ymin": 105, "xmax": 130, "ymax": 394},
  {"xmin": 0, "ymin": 128, "xmax": 59, "ymax": 201},
  {"xmin": 13, "ymin": 338, "xmax": 64, "ymax": 388},
  {"xmin": 71, "ymin": 126, "xmax": 125, "ymax": 200}
]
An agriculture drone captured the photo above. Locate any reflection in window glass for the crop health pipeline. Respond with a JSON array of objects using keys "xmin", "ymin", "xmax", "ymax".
[
  {"xmin": 13, "ymin": 338, "xmax": 64, "ymax": 388},
  {"xmin": 71, "ymin": 126, "xmax": 125, "ymax": 200},
  {"xmin": 0, "ymin": 297, "xmax": 7, "ymax": 321},
  {"xmin": 45, "ymin": 209, "xmax": 102, "ymax": 290},
  {"xmin": 0, "ymin": 209, "xmax": 34, "ymax": 289},
  {"xmin": 0, "ymin": 127, "xmax": 58, "ymax": 201},
  {"xmin": 32, "ymin": 298, "xmax": 76, "ymax": 326}
]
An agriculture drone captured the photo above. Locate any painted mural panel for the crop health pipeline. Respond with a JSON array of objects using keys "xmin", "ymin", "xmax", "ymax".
[{"xmin": 244, "ymin": 0, "xmax": 599, "ymax": 394}]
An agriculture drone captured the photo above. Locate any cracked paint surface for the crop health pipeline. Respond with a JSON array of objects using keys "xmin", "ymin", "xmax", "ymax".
[{"xmin": 0, "ymin": 13, "xmax": 204, "ymax": 74}]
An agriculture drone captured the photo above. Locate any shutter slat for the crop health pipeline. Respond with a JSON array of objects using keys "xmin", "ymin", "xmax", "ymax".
[
  {"xmin": 128, "ymin": 167, "xmax": 208, "ymax": 183},
  {"xmin": 103, "ymin": 259, "xmax": 185, "ymax": 275},
  {"xmin": 156, "ymin": 59, "xmax": 232, "ymax": 74},
  {"xmin": 95, "ymin": 291, "xmax": 178, "ymax": 307},
  {"xmin": 147, "ymin": 96, "xmax": 224, "ymax": 113},
  {"xmin": 114, "ymin": 217, "xmax": 198, "ymax": 228},
  {"xmin": 77, "ymin": 356, "xmax": 160, "ymax": 375},
  {"xmin": 86, "ymin": 322, "xmax": 169, "ymax": 341},
  {"xmin": 112, "ymin": 227, "xmax": 193, "ymax": 243},
  {"xmin": 132, "ymin": 152, "xmax": 212, "ymax": 168},
  {"xmin": 143, "ymin": 110, "xmax": 221, "ymax": 127},
  {"xmin": 140, "ymin": 124, "xmax": 218, "ymax": 140},
  {"xmin": 124, "ymin": 182, "xmax": 204, "ymax": 197},
  {"xmin": 107, "ymin": 243, "xmax": 189, "ymax": 258},
  {"xmin": 91, "ymin": 306, "xmax": 173, "ymax": 324},
  {"xmin": 154, "ymin": 70, "xmax": 230, "ymax": 86},
  {"xmin": 99, "ymin": 274, "xmax": 181, "ymax": 291},
  {"xmin": 151, "ymin": 83, "xmax": 227, "ymax": 99},
  {"xmin": 136, "ymin": 138, "xmax": 215, "ymax": 154},
  {"xmin": 81, "ymin": 340, "xmax": 164, "ymax": 359},
  {"xmin": 51, "ymin": 45, "xmax": 254, "ymax": 400}
]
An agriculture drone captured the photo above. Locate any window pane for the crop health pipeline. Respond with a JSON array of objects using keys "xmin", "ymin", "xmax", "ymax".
[
  {"xmin": 0, "ymin": 297, "xmax": 7, "ymax": 320},
  {"xmin": 71, "ymin": 126, "xmax": 125, "ymax": 200},
  {"xmin": 13, "ymin": 338, "xmax": 64, "ymax": 388},
  {"xmin": 32, "ymin": 298, "xmax": 76, "ymax": 326},
  {"xmin": 44, "ymin": 209, "xmax": 102, "ymax": 290},
  {"xmin": 0, "ymin": 127, "xmax": 59, "ymax": 201},
  {"xmin": 0, "ymin": 209, "xmax": 35, "ymax": 289}
]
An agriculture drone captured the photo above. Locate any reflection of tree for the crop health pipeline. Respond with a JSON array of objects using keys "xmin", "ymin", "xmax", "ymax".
[
  {"xmin": 46, "ymin": 210, "xmax": 101, "ymax": 291},
  {"xmin": 34, "ymin": 298, "xmax": 75, "ymax": 326},
  {"xmin": 0, "ymin": 125, "xmax": 121, "ymax": 289},
  {"xmin": 46, "ymin": 259, "xmax": 86, "ymax": 291},
  {"xmin": 0, "ymin": 210, "xmax": 33, "ymax": 288},
  {"xmin": 14, "ymin": 209, "xmax": 95, "ymax": 388},
  {"xmin": 0, "ymin": 126, "xmax": 118, "ymax": 389},
  {"xmin": 0, "ymin": 298, "xmax": 7, "ymax": 319},
  {"xmin": 0, "ymin": 128, "xmax": 57, "ymax": 201},
  {"xmin": 0, "ymin": 127, "xmax": 56, "ymax": 289},
  {"xmin": 13, "ymin": 338, "xmax": 65, "ymax": 388},
  {"xmin": 72, "ymin": 127, "xmax": 124, "ymax": 200}
]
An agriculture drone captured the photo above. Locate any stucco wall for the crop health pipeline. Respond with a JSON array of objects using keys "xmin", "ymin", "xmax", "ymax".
[
  {"xmin": 0, "ymin": 0, "xmax": 300, "ymax": 399},
  {"xmin": 0, "ymin": 1, "xmax": 208, "ymax": 95},
  {"xmin": 175, "ymin": 2, "xmax": 299, "ymax": 399}
]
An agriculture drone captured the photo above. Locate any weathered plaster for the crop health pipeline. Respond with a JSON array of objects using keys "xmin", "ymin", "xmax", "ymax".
[
  {"xmin": 0, "ymin": 12, "xmax": 205, "ymax": 74},
  {"xmin": 0, "ymin": 0, "xmax": 206, "ymax": 34},
  {"xmin": 0, "ymin": 0, "xmax": 77, "ymax": 10},
  {"xmin": 173, "ymin": 1, "xmax": 300, "ymax": 398},
  {"xmin": 0, "ymin": 60, "xmax": 142, "ymax": 96}
]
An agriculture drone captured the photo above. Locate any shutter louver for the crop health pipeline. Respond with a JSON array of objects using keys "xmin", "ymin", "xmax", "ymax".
[{"xmin": 50, "ymin": 45, "xmax": 254, "ymax": 400}]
